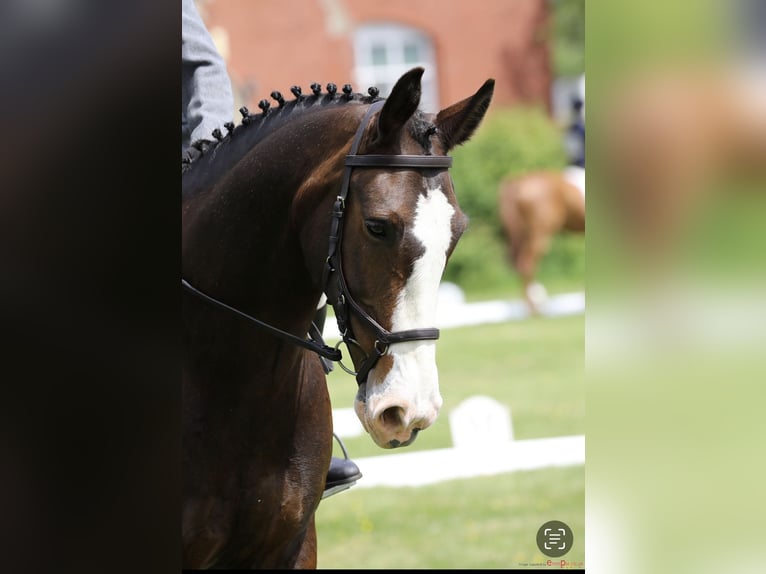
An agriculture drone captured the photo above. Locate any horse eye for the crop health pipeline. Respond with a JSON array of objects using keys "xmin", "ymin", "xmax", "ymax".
[{"xmin": 365, "ymin": 219, "xmax": 388, "ymax": 239}]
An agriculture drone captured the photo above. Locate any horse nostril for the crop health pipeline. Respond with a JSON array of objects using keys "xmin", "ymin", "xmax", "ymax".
[{"xmin": 379, "ymin": 406, "xmax": 405, "ymax": 430}]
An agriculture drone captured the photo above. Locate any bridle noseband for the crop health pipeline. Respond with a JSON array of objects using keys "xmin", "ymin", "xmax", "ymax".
[
  {"xmin": 182, "ymin": 100, "xmax": 453, "ymax": 386},
  {"xmin": 323, "ymin": 100, "xmax": 452, "ymax": 385}
]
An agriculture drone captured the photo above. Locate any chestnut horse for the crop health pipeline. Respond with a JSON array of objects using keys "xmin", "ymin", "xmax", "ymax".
[
  {"xmin": 498, "ymin": 166, "xmax": 585, "ymax": 313},
  {"xmin": 604, "ymin": 67, "xmax": 766, "ymax": 260},
  {"xmin": 181, "ymin": 68, "xmax": 494, "ymax": 568}
]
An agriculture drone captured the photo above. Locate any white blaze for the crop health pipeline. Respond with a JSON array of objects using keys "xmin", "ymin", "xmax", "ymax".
[
  {"xmin": 367, "ymin": 186, "xmax": 453, "ymax": 418},
  {"xmin": 394, "ymin": 186, "xmax": 455, "ymax": 329}
]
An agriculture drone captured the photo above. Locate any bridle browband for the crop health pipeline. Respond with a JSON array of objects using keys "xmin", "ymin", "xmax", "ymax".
[{"xmin": 181, "ymin": 99, "xmax": 453, "ymax": 385}]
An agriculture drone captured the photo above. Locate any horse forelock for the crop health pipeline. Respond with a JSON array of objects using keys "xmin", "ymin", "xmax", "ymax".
[{"xmin": 406, "ymin": 111, "xmax": 439, "ymax": 154}]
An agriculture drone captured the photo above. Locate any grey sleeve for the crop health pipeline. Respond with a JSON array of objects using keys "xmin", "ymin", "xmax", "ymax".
[{"xmin": 181, "ymin": 0, "xmax": 234, "ymax": 152}]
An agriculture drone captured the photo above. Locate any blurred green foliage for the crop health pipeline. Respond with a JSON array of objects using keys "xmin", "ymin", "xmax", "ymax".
[
  {"xmin": 451, "ymin": 106, "xmax": 568, "ymax": 224},
  {"xmin": 444, "ymin": 106, "xmax": 583, "ymax": 294},
  {"xmin": 550, "ymin": 0, "xmax": 585, "ymax": 77}
]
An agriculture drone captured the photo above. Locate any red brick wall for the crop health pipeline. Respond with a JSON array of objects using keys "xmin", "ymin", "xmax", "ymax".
[{"xmin": 199, "ymin": 0, "xmax": 551, "ymax": 114}]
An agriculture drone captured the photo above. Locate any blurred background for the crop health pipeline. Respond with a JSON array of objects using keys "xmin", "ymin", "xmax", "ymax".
[{"xmin": 587, "ymin": 1, "xmax": 766, "ymax": 574}]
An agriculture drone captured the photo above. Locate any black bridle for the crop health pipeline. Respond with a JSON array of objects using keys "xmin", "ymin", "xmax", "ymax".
[
  {"xmin": 182, "ymin": 100, "xmax": 453, "ymax": 385},
  {"xmin": 323, "ymin": 100, "xmax": 451, "ymax": 385}
]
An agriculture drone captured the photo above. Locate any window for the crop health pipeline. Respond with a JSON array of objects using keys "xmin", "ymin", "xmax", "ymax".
[{"xmin": 353, "ymin": 23, "xmax": 439, "ymax": 113}]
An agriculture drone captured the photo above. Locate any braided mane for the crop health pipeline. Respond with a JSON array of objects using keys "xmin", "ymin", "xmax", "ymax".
[{"xmin": 181, "ymin": 83, "xmax": 382, "ymax": 174}]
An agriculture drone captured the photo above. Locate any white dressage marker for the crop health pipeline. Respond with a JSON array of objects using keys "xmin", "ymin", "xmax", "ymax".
[
  {"xmin": 333, "ymin": 395, "xmax": 584, "ymax": 488},
  {"xmin": 449, "ymin": 395, "xmax": 513, "ymax": 447},
  {"xmin": 351, "ymin": 435, "xmax": 585, "ymax": 488}
]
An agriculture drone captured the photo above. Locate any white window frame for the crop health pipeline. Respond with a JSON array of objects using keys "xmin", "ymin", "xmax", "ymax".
[{"xmin": 353, "ymin": 22, "xmax": 439, "ymax": 113}]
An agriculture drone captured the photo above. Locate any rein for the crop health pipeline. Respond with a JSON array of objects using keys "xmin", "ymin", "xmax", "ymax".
[
  {"xmin": 181, "ymin": 100, "xmax": 453, "ymax": 385},
  {"xmin": 181, "ymin": 278, "xmax": 342, "ymax": 362}
]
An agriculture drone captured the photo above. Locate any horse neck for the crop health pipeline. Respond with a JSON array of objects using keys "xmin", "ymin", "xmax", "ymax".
[{"xmin": 182, "ymin": 104, "xmax": 365, "ymax": 358}]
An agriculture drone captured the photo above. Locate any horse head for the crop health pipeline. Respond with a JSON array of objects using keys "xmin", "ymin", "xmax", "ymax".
[{"xmin": 328, "ymin": 68, "xmax": 494, "ymax": 448}]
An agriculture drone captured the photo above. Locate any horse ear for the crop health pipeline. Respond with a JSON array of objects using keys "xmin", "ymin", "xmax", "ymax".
[
  {"xmin": 435, "ymin": 78, "xmax": 495, "ymax": 152},
  {"xmin": 375, "ymin": 67, "xmax": 424, "ymax": 145}
]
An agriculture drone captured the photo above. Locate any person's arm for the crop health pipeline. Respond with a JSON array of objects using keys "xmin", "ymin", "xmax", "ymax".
[{"xmin": 181, "ymin": 0, "xmax": 234, "ymax": 152}]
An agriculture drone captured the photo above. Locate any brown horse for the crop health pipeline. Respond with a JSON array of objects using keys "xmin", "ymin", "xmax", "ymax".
[
  {"xmin": 603, "ymin": 66, "xmax": 766, "ymax": 261},
  {"xmin": 181, "ymin": 68, "xmax": 494, "ymax": 568},
  {"xmin": 498, "ymin": 166, "xmax": 585, "ymax": 313}
]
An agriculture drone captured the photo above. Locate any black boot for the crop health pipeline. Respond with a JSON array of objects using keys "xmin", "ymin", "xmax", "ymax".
[{"xmin": 322, "ymin": 433, "xmax": 362, "ymax": 499}]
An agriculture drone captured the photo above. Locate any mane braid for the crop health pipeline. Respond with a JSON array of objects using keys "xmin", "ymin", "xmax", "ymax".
[{"xmin": 181, "ymin": 84, "xmax": 383, "ymax": 174}]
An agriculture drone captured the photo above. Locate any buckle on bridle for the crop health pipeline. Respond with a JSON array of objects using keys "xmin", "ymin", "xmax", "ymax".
[
  {"xmin": 334, "ymin": 338, "xmax": 359, "ymax": 377},
  {"xmin": 374, "ymin": 340, "xmax": 389, "ymax": 356}
]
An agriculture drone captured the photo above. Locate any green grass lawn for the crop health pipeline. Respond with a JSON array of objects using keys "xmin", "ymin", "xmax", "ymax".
[
  {"xmin": 318, "ymin": 314, "xmax": 585, "ymax": 569},
  {"xmin": 316, "ymin": 466, "xmax": 585, "ymax": 569}
]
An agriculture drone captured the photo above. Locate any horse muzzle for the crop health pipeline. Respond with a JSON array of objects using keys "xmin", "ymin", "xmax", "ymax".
[{"xmin": 354, "ymin": 378, "xmax": 442, "ymax": 449}]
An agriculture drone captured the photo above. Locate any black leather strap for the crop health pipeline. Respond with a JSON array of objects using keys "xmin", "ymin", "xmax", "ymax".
[
  {"xmin": 340, "ymin": 268, "xmax": 440, "ymax": 344},
  {"xmin": 182, "ymin": 279, "xmax": 342, "ymax": 362},
  {"xmin": 345, "ymin": 155, "xmax": 452, "ymax": 168}
]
